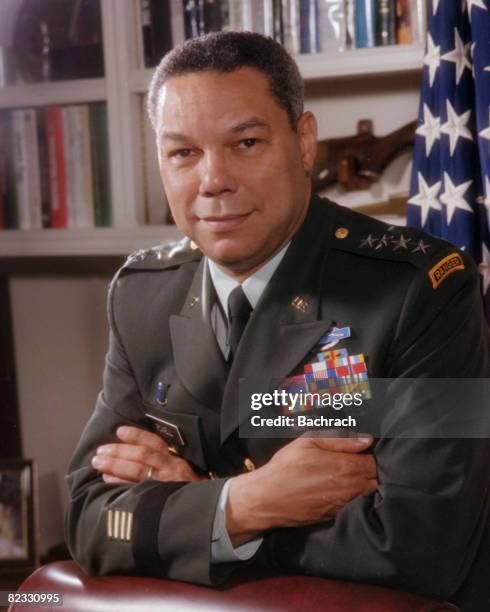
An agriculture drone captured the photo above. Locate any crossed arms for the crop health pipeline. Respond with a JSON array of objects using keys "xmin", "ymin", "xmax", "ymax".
[{"xmin": 92, "ymin": 426, "xmax": 378, "ymax": 547}]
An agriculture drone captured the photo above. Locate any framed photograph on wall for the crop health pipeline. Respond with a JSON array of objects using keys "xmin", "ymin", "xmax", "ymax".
[{"xmin": 0, "ymin": 460, "xmax": 39, "ymax": 573}]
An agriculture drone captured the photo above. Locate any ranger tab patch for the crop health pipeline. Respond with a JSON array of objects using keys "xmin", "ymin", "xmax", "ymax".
[{"xmin": 428, "ymin": 253, "xmax": 465, "ymax": 289}]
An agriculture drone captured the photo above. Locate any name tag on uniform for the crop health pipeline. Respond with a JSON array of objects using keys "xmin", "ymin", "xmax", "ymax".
[
  {"xmin": 145, "ymin": 411, "xmax": 185, "ymax": 454},
  {"xmin": 319, "ymin": 326, "xmax": 351, "ymax": 348}
]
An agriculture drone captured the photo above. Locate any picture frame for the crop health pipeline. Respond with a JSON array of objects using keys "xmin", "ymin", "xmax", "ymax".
[{"xmin": 0, "ymin": 459, "xmax": 39, "ymax": 574}]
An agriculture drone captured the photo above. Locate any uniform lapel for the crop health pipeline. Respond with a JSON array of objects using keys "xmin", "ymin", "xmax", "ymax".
[
  {"xmin": 220, "ymin": 197, "xmax": 335, "ymax": 444},
  {"xmin": 169, "ymin": 258, "xmax": 227, "ymax": 413}
]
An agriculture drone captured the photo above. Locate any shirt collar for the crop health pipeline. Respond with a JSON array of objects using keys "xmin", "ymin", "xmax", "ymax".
[{"xmin": 207, "ymin": 242, "xmax": 290, "ymax": 317}]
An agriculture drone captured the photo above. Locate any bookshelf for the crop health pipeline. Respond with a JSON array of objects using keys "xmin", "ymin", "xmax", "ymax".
[
  {"xmin": 130, "ymin": 42, "xmax": 425, "ymax": 93},
  {"xmin": 0, "ymin": 0, "xmax": 425, "ymax": 258}
]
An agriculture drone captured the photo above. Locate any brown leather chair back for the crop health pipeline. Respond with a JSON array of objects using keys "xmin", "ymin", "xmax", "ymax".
[{"xmin": 8, "ymin": 561, "xmax": 459, "ymax": 611}]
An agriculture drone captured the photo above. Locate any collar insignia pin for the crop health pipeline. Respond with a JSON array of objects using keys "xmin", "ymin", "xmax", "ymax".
[{"xmin": 291, "ymin": 296, "xmax": 309, "ymax": 313}]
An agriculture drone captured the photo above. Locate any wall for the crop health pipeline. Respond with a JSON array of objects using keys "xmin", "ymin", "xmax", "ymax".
[{"xmin": 10, "ymin": 277, "xmax": 109, "ymax": 554}]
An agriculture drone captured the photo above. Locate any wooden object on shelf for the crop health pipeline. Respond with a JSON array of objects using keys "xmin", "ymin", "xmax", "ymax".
[{"xmin": 313, "ymin": 118, "xmax": 416, "ymax": 192}]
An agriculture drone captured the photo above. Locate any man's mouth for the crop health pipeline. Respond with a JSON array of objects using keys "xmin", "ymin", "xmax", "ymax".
[{"xmin": 199, "ymin": 212, "xmax": 253, "ymax": 232}]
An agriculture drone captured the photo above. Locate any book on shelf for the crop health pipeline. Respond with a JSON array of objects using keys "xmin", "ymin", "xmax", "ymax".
[
  {"xmin": 354, "ymin": 0, "xmax": 376, "ymax": 48},
  {"xmin": 139, "ymin": 0, "xmax": 422, "ymax": 65},
  {"xmin": 396, "ymin": 0, "xmax": 412, "ymax": 44},
  {"xmin": 299, "ymin": 0, "xmax": 320, "ymax": 53},
  {"xmin": 204, "ymin": 0, "xmax": 223, "ymax": 33},
  {"xmin": 45, "ymin": 106, "xmax": 68, "ymax": 228},
  {"xmin": 183, "ymin": 0, "xmax": 204, "ymax": 40},
  {"xmin": 11, "ymin": 109, "xmax": 43, "ymax": 230},
  {"xmin": 0, "ymin": 112, "xmax": 18, "ymax": 229},
  {"xmin": 36, "ymin": 108, "xmax": 51, "ymax": 229},
  {"xmin": 0, "ymin": 102, "xmax": 112, "ymax": 231},
  {"xmin": 140, "ymin": 0, "xmax": 154, "ymax": 67},
  {"xmin": 63, "ymin": 105, "xmax": 95, "ymax": 228},
  {"xmin": 223, "ymin": 0, "xmax": 242, "ymax": 31},
  {"xmin": 89, "ymin": 103, "xmax": 112, "ymax": 228},
  {"xmin": 320, "ymin": 1, "xmax": 347, "ymax": 53},
  {"xmin": 171, "ymin": 0, "xmax": 186, "ymax": 47},
  {"xmin": 375, "ymin": 0, "xmax": 396, "ymax": 46}
]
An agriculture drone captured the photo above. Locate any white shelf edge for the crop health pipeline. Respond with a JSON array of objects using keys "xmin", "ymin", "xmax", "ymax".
[
  {"xmin": 129, "ymin": 43, "xmax": 425, "ymax": 93},
  {"xmin": 0, "ymin": 225, "xmax": 183, "ymax": 257},
  {"xmin": 0, "ymin": 79, "xmax": 107, "ymax": 109},
  {"xmin": 298, "ymin": 44, "xmax": 425, "ymax": 80}
]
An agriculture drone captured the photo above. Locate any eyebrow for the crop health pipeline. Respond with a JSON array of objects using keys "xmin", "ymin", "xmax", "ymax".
[
  {"xmin": 228, "ymin": 118, "xmax": 271, "ymax": 133},
  {"xmin": 159, "ymin": 117, "xmax": 271, "ymax": 143}
]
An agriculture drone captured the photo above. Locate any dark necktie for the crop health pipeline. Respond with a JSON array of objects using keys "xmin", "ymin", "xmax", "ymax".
[{"xmin": 227, "ymin": 285, "xmax": 252, "ymax": 362}]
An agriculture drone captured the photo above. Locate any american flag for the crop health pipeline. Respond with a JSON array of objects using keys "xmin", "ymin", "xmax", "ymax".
[{"xmin": 407, "ymin": 0, "xmax": 490, "ymax": 321}]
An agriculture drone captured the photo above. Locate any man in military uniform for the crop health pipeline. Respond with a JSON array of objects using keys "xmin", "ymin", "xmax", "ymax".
[{"xmin": 66, "ymin": 32, "xmax": 490, "ymax": 609}]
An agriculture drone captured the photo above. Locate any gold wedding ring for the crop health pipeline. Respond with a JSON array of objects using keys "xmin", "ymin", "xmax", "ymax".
[{"xmin": 145, "ymin": 466, "xmax": 153, "ymax": 481}]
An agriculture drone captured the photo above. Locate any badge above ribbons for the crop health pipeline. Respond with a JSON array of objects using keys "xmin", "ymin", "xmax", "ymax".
[{"xmin": 278, "ymin": 327, "xmax": 371, "ymax": 414}]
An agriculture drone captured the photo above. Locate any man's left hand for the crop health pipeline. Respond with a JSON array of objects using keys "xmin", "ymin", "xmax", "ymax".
[{"xmin": 91, "ymin": 426, "xmax": 206, "ymax": 483}]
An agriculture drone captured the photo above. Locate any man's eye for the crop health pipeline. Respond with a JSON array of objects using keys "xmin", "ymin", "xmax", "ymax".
[
  {"xmin": 238, "ymin": 138, "xmax": 259, "ymax": 149},
  {"xmin": 171, "ymin": 149, "xmax": 193, "ymax": 159}
]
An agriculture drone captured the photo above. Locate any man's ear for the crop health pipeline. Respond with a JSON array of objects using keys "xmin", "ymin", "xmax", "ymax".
[{"xmin": 297, "ymin": 111, "xmax": 318, "ymax": 175}]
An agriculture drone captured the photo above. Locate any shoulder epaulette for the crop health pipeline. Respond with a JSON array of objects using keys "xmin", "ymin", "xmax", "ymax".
[
  {"xmin": 122, "ymin": 237, "xmax": 202, "ymax": 271},
  {"xmin": 325, "ymin": 201, "xmax": 459, "ymax": 270}
]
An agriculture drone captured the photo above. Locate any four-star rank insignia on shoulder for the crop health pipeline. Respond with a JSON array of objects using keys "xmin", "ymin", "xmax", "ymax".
[{"xmin": 358, "ymin": 229, "xmax": 432, "ymax": 255}]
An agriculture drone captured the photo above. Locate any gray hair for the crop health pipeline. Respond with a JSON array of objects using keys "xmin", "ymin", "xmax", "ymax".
[{"xmin": 147, "ymin": 31, "xmax": 304, "ymax": 131}]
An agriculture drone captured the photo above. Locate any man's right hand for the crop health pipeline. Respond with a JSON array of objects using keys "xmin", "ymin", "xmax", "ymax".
[{"xmin": 227, "ymin": 436, "xmax": 378, "ymax": 547}]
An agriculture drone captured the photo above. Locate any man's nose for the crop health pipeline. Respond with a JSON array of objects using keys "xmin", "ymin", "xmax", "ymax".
[{"xmin": 198, "ymin": 150, "xmax": 237, "ymax": 197}]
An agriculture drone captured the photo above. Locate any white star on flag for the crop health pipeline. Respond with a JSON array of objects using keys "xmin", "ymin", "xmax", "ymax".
[
  {"xmin": 463, "ymin": 0, "xmax": 488, "ymax": 22},
  {"xmin": 441, "ymin": 28, "xmax": 472, "ymax": 84},
  {"xmin": 483, "ymin": 176, "xmax": 490, "ymax": 207},
  {"xmin": 479, "ymin": 108, "xmax": 490, "ymax": 141},
  {"xmin": 485, "ymin": 66, "xmax": 490, "ymax": 72},
  {"xmin": 433, "ymin": 0, "xmax": 441, "ymax": 14},
  {"xmin": 440, "ymin": 100, "xmax": 473, "ymax": 155},
  {"xmin": 440, "ymin": 172, "xmax": 473, "ymax": 223},
  {"xmin": 424, "ymin": 34, "xmax": 441, "ymax": 87},
  {"xmin": 408, "ymin": 172, "xmax": 442, "ymax": 226},
  {"xmin": 416, "ymin": 104, "xmax": 441, "ymax": 156},
  {"xmin": 478, "ymin": 242, "xmax": 490, "ymax": 294}
]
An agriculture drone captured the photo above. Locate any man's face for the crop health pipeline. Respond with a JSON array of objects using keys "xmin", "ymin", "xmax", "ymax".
[{"xmin": 155, "ymin": 67, "xmax": 317, "ymax": 279}]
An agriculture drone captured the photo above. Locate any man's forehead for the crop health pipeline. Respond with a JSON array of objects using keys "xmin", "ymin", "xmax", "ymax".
[
  {"xmin": 156, "ymin": 68, "xmax": 280, "ymax": 121},
  {"xmin": 162, "ymin": 66, "xmax": 270, "ymax": 91}
]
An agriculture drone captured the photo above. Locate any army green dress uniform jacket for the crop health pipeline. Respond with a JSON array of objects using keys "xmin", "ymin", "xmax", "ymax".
[{"xmin": 66, "ymin": 195, "xmax": 490, "ymax": 608}]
